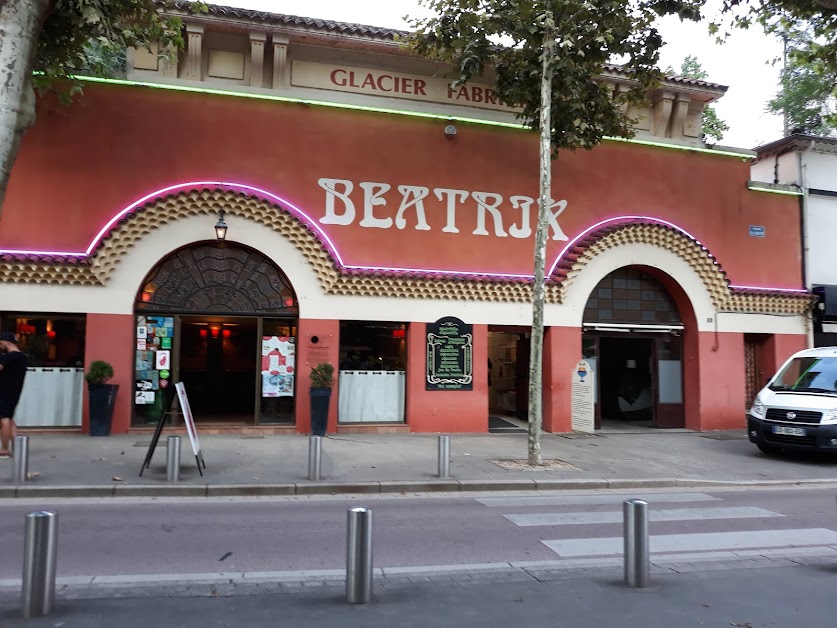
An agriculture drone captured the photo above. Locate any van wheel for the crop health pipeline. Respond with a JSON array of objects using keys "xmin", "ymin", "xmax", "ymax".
[{"xmin": 757, "ymin": 443, "xmax": 780, "ymax": 455}]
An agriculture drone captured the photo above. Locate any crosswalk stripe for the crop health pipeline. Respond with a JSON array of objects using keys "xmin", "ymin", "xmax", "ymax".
[
  {"xmin": 477, "ymin": 493, "xmax": 721, "ymax": 508},
  {"xmin": 505, "ymin": 506, "xmax": 783, "ymax": 527},
  {"xmin": 542, "ymin": 528, "xmax": 837, "ymax": 557}
]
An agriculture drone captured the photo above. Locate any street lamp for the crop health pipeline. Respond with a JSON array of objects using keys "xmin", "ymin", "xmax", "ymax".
[{"xmin": 214, "ymin": 210, "xmax": 228, "ymax": 241}]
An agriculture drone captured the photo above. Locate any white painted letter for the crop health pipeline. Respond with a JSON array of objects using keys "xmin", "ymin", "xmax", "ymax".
[
  {"xmin": 395, "ymin": 185, "xmax": 431, "ymax": 231},
  {"xmin": 472, "ymin": 192, "xmax": 508, "ymax": 237},
  {"xmin": 543, "ymin": 198, "xmax": 569, "ymax": 240},
  {"xmin": 318, "ymin": 178, "xmax": 356, "ymax": 225},
  {"xmin": 509, "ymin": 195, "xmax": 534, "ymax": 238},
  {"xmin": 434, "ymin": 188, "xmax": 468, "ymax": 233},
  {"xmin": 359, "ymin": 182, "xmax": 393, "ymax": 229}
]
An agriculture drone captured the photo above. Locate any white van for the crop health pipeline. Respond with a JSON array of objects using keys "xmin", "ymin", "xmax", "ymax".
[{"xmin": 748, "ymin": 346, "xmax": 837, "ymax": 454}]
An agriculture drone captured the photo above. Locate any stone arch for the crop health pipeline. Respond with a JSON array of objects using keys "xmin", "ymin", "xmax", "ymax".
[
  {"xmin": 135, "ymin": 240, "xmax": 299, "ymax": 316},
  {"xmin": 550, "ymin": 218, "xmax": 811, "ymax": 315}
]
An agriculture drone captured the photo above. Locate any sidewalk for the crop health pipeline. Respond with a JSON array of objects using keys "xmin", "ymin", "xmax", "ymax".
[{"xmin": 2, "ymin": 429, "xmax": 837, "ymax": 496}]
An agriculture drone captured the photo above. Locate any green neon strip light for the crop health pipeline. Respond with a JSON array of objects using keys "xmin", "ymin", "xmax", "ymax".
[
  {"xmin": 76, "ymin": 74, "xmax": 747, "ymax": 159},
  {"xmin": 605, "ymin": 136, "xmax": 752, "ymax": 159},
  {"xmin": 747, "ymin": 184, "xmax": 803, "ymax": 197}
]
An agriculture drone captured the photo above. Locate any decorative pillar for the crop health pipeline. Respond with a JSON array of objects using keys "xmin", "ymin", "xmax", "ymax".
[
  {"xmin": 670, "ymin": 94, "xmax": 690, "ymax": 140},
  {"xmin": 183, "ymin": 22, "xmax": 204, "ymax": 81},
  {"xmin": 250, "ymin": 31, "xmax": 267, "ymax": 88},
  {"xmin": 160, "ymin": 43, "xmax": 178, "ymax": 79},
  {"xmin": 652, "ymin": 90, "xmax": 675, "ymax": 138},
  {"xmin": 272, "ymin": 33, "xmax": 290, "ymax": 89}
]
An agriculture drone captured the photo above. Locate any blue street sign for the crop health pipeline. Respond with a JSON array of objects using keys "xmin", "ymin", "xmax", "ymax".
[{"xmin": 749, "ymin": 225, "xmax": 766, "ymax": 237}]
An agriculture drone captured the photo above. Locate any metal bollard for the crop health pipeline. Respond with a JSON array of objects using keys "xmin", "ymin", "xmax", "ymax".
[
  {"xmin": 437, "ymin": 435, "xmax": 450, "ymax": 479},
  {"xmin": 166, "ymin": 435, "xmax": 181, "ymax": 483},
  {"xmin": 21, "ymin": 510, "xmax": 59, "ymax": 619},
  {"xmin": 308, "ymin": 435, "xmax": 322, "ymax": 481},
  {"xmin": 623, "ymin": 499, "xmax": 650, "ymax": 588},
  {"xmin": 346, "ymin": 507, "xmax": 373, "ymax": 604},
  {"xmin": 12, "ymin": 435, "xmax": 29, "ymax": 483}
]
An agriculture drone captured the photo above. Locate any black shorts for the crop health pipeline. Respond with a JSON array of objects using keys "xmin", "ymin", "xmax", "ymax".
[{"xmin": 0, "ymin": 398, "xmax": 19, "ymax": 419}]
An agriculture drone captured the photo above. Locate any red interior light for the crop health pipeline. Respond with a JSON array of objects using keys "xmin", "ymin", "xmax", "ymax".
[
  {"xmin": 392, "ymin": 329, "xmax": 406, "ymax": 339},
  {"xmin": 199, "ymin": 329, "xmax": 208, "ymax": 339},
  {"xmin": 222, "ymin": 329, "xmax": 231, "ymax": 339}
]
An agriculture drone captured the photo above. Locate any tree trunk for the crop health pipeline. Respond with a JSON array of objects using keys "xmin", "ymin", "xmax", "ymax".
[
  {"xmin": 527, "ymin": 6, "xmax": 555, "ymax": 466},
  {"xmin": 0, "ymin": 0, "xmax": 50, "ymax": 216}
]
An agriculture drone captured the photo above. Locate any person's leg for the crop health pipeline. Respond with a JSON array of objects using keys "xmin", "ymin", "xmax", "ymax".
[{"xmin": 0, "ymin": 417, "xmax": 11, "ymax": 455}]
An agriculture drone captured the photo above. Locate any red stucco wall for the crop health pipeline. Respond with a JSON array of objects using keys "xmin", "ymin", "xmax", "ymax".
[
  {"xmin": 406, "ymin": 323, "xmax": 488, "ymax": 432},
  {"xmin": 0, "ymin": 83, "xmax": 802, "ymax": 292},
  {"xmin": 84, "ymin": 313, "xmax": 134, "ymax": 434},
  {"xmin": 543, "ymin": 326, "xmax": 580, "ymax": 433},
  {"xmin": 296, "ymin": 319, "xmax": 340, "ymax": 434},
  {"xmin": 695, "ymin": 331, "xmax": 748, "ymax": 431}
]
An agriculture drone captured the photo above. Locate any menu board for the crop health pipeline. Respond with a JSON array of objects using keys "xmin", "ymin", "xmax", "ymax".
[
  {"xmin": 426, "ymin": 317, "xmax": 473, "ymax": 391},
  {"xmin": 262, "ymin": 336, "xmax": 295, "ymax": 397},
  {"xmin": 135, "ymin": 316, "xmax": 174, "ymax": 405}
]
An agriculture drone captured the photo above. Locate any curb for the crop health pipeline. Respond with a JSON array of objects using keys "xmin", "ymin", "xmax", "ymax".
[
  {"xmin": 3, "ymin": 477, "xmax": 837, "ymax": 498},
  {"xmin": 0, "ymin": 547, "xmax": 831, "ymax": 603}
]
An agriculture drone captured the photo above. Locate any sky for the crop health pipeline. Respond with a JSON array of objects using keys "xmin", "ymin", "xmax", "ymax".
[{"xmin": 223, "ymin": 0, "xmax": 785, "ymax": 150}]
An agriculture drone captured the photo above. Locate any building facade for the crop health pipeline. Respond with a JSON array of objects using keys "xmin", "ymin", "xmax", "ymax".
[
  {"xmin": 0, "ymin": 4, "xmax": 810, "ymax": 435},
  {"xmin": 752, "ymin": 134, "xmax": 837, "ymax": 348}
]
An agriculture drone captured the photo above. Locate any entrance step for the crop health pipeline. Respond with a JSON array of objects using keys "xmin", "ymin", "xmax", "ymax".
[{"xmin": 337, "ymin": 424, "xmax": 410, "ymax": 434}]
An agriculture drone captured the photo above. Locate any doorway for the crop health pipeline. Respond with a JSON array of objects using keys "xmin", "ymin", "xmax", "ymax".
[
  {"xmin": 582, "ymin": 267, "xmax": 686, "ymax": 430},
  {"xmin": 179, "ymin": 316, "xmax": 257, "ymax": 422},
  {"xmin": 488, "ymin": 327, "xmax": 530, "ymax": 432},
  {"xmin": 599, "ymin": 336, "xmax": 654, "ymax": 427},
  {"xmin": 133, "ymin": 241, "xmax": 299, "ymax": 427}
]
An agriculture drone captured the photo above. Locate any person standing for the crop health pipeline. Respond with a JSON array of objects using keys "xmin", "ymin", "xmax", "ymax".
[{"xmin": 0, "ymin": 332, "xmax": 27, "ymax": 457}]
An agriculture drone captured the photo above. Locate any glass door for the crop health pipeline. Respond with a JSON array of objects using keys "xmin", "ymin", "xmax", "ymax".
[{"xmin": 257, "ymin": 318, "xmax": 298, "ymax": 425}]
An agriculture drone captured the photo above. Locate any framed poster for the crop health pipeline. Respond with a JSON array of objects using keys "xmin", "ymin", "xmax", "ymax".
[
  {"xmin": 426, "ymin": 316, "xmax": 473, "ymax": 390},
  {"xmin": 261, "ymin": 336, "xmax": 295, "ymax": 397}
]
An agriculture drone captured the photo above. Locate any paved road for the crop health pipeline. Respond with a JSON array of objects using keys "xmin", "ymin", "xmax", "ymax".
[
  {"xmin": 1, "ymin": 487, "xmax": 837, "ymax": 579},
  {"xmin": 2, "ymin": 565, "xmax": 836, "ymax": 627}
]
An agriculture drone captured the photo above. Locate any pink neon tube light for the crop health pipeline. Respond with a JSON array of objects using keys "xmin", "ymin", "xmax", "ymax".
[{"xmin": 0, "ymin": 183, "xmax": 807, "ymax": 293}]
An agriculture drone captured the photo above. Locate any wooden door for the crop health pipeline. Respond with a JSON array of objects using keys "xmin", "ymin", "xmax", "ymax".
[{"xmin": 654, "ymin": 335, "xmax": 685, "ymax": 428}]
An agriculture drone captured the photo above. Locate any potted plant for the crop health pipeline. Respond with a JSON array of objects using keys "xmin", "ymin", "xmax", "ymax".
[
  {"xmin": 309, "ymin": 363, "xmax": 334, "ymax": 436},
  {"xmin": 86, "ymin": 360, "xmax": 118, "ymax": 436}
]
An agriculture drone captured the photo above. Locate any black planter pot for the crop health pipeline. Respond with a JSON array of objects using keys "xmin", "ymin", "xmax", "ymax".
[
  {"xmin": 88, "ymin": 383, "xmax": 119, "ymax": 436},
  {"xmin": 309, "ymin": 387, "xmax": 332, "ymax": 436}
]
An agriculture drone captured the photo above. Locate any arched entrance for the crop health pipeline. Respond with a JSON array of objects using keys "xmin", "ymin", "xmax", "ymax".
[
  {"xmin": 133, "ymin": 241, "xmax": 299, "ymax": 427},
  {"xmin": 581, "ymin": 267, "xmax": 685, "ymax": 429}
]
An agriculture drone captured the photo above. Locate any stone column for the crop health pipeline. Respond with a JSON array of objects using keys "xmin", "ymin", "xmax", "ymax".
[
  {"xmin": 183, "ymin": 22, "xmax": 204, "ymax": 81},
  {"xmin": 670, "ymin": 94, "xmax": 691, "ymax": 140},
  {"xmin": 272, "ymin": 33, "xmax": 290, "ymax": 89},
  {"xmin": 250, "ymin": 31, "xmax": 267, "ymax": 88},
  {"xmin": 652, "ymin": 90, "xmax": 675, "ymax": 138}
]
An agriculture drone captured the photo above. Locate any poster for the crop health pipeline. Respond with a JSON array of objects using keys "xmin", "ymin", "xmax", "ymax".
[
  {"xmin": 262, "ymin": 336, "xmax": 295, "ymax": 397},
  {"xmin": 155, "ymin": 350, "xmax": 171, "ymax": 370}
]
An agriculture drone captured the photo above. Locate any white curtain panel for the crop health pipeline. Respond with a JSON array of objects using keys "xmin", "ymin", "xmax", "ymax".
[
  {"xmin": 338, "ymin": 371, "xmax": 406, "ymax": 423},
  {"xmin": 15, "ymin": 368, "xmax": 84, "ymax": 427}
]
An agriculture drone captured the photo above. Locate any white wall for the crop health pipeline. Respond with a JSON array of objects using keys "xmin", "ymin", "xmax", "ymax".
[{"xmin": 806, "ymin": 151, "xmax": 837, "ymax": 192}]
